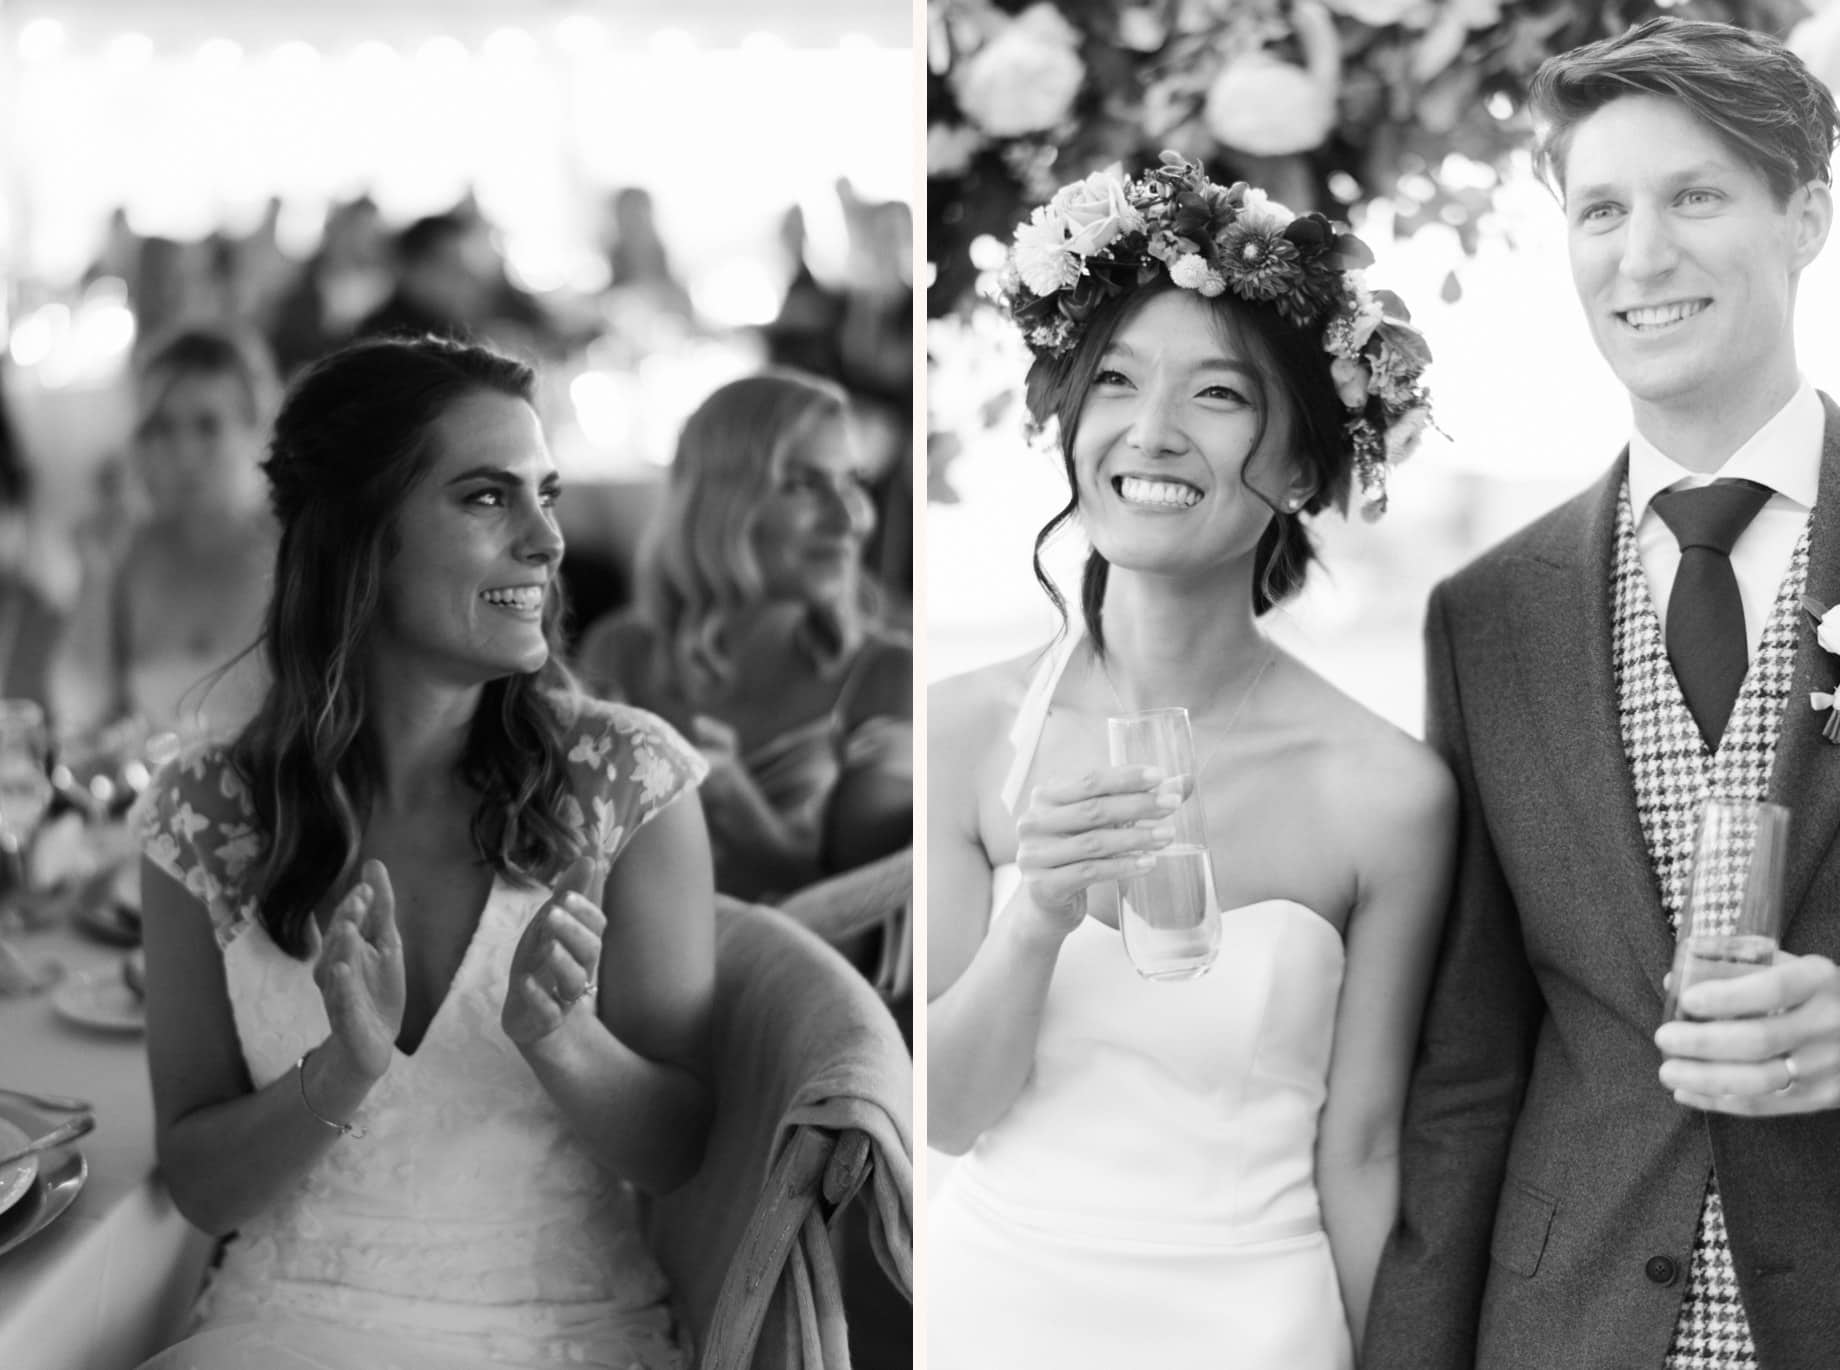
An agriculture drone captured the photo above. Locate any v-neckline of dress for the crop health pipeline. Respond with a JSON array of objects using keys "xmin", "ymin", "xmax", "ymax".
[{"xmin": 391, "ymin": 871, "xmax": 504, "ymax": 1061}]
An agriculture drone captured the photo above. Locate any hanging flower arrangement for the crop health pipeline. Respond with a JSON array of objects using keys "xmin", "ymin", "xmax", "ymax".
[{"xmin": 927, "ymin": 0, "xmax": 1812, "ymax": 320}]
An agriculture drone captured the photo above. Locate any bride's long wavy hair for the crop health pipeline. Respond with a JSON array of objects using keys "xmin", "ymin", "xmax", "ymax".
[
  {"xmin": 231, "ymin": 336, "xmax": 585, "ymax": 958},
  {"xmin": 1024, "ymin": 281, "xmax": 1348, "ymax": 655},
  {"xmin": 634, "ymin": 368, "xmax": 878, "ymax": 702}
]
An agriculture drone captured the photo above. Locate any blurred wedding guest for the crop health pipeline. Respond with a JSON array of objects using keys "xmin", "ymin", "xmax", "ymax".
[
  {"xmin": 765, "ymin": 204, "xmax": 847, "ymax": 381},
  {"xmin": 0, "ymin": 381, "xmax": 60, "ymax": 707},
  {"xmin": 82, "ymin": 205, "xmax": 141, "ymax": 292},
  {"xmin": 359, "ymin": 208, "xmax": 571, "ymax": 361},
  {"xmin": 574, "ymin": 370, "xmax": 910, "ymax": 908},
  {"xmin": 269, "ymin": 196, "xmax": 392, "ymax": 377},
  {"xmin": 606, "ymin": 186, "xmax": 697, "ymax": 326},
  {"xmin": 128, "ymin": 237, "xmax": 221, "ymax": 341},
  {"xmin": 766, "ymin": 190, "xmax": 912, "ymax": 615},
  {"xmin": 48, "ymin": 326, "xmax": 277, "ymax": 742},
  {"xmin": 355, "ymin": 212, "xmax": 497, "ymax": 344},
  {"xmin": 204, "ymin": 197, "xmax": 298, "ymax": 338},
  {"xmin": 134, "ymin": 336, "xmax": 714, "ymax": 1370}
]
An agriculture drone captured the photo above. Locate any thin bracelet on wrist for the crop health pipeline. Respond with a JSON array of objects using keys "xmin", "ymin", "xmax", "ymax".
[{"xmin": 296, "ymin": 1047, "xmax": 366, "ymax": 1140}]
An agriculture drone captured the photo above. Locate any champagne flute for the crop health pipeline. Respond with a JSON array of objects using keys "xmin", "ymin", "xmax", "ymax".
[
  {"xmin": 1106, "ymin": 707, "xmax": 1220, "ymax": 981},
  {"xmin": 1663, "ymin": 797, "xmax": 1789, "ymax": 1021},
  {"xmin": 0, "ymin": 701, "xmax": 53, "ymax": 922}
]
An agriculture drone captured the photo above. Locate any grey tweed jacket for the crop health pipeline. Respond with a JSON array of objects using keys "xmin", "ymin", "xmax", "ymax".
[{"xmin": 1365, "ymin": 400, "xmax": 1840, "ymax": 1370}]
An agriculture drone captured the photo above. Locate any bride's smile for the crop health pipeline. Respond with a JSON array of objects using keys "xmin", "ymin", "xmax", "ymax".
[{"xmin": 1073, "ymin": 290, "xmax": 1302, "ymax": 569}]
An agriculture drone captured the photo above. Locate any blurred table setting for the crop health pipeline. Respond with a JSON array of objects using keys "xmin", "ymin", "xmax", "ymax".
[{"xmin": 0, "ymin": 702, "xmax": 212, "ymax": 1370}]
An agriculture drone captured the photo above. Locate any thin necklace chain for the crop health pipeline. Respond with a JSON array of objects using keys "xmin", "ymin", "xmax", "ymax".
[{"xmin": 1094, "ymin": 639, "xmax": 1277, "ymax": 786}]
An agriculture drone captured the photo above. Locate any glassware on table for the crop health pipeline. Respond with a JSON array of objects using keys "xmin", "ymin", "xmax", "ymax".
[
  {"xmin": 1106, "ymin": 706, "xmax": 1221, "ymax": 981},
  {"xmin": 0, "ymin": 701, "xmax": 52, "ymax": 924},
  {"xmin": 1662, "ymin": 797, "xmax": 1789, "ymax": 1022},
  {"xmin": 51, "ymin": 714, "xmax": 161, "ymax": 823}
]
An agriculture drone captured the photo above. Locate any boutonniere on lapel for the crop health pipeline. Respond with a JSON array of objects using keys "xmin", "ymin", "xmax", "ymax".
[{"xmin": 1801, "ymin": 594, "xmax": 1840, "ymax": 742}]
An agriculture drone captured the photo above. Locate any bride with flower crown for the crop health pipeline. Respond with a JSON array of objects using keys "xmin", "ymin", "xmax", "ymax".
[{"xmin": 926, "ymin": 155, "xmax": 1456, "ymax": 1368}]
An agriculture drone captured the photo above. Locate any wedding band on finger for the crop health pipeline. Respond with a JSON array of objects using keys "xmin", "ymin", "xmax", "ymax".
[
  {"xmin": 1774, "ymin": 1053, "xmax": 1800, "ymax": 1096},
  {"xmin": 556, "ymin": 976, "xmax": 597, "ymax": 1009}
]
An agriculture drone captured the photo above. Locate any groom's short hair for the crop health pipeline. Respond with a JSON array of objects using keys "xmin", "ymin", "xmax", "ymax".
[{"xmin": 1530, "ymin": 17, "xmax": 1838, "ymax": 204}]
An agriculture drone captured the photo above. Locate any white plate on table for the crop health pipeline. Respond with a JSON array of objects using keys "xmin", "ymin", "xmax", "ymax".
[
  {"xmin": 51, "ymin": 966, "xmax": 145, "ymax": 1034},
  {"xmin": 0, "ymin": 1118, "xmax": 38, "ymax": 1220},
  {"xmin": 0, "ymin": 1100, "xmax": 87, "ymax": 1260}
]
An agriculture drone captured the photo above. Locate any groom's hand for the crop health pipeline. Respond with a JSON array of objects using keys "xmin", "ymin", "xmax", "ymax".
[{"xmin": 1655, "ymin": 951, "xmax": 1840, "ymax": 1115}]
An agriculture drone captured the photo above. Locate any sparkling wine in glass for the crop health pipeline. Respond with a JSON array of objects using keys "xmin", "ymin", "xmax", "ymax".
[
  {"xmin": 1106, "ymin": 707, "xmax": 1221, "ymax": 981},
  {"xmin": 1663, "ymin": 797, "xmax": 1789, "ymax": 1022}
]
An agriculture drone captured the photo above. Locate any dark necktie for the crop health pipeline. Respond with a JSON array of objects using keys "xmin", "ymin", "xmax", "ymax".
[{"xmin": 1651, "ymin": 479, "xmax": 1774, "ymax": 750}]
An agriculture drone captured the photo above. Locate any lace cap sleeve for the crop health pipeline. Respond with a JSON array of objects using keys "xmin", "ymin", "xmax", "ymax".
[
  {"xmin": 132, "ymin": 746, "xmax": 264, "ymax": 948},
  {"xmin": 563, "ymin": 698, "xmax": 708, "ymax": 864}
]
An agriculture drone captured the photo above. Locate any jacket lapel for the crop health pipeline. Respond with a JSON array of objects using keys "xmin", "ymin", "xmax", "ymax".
[
  {"xmin": 1769, "ymin": 393, "xmax": 1840, "ymax": 940},
  {"xmin": 1512, "ymin": 457, "xmax": 1675, "ymax": 993}
]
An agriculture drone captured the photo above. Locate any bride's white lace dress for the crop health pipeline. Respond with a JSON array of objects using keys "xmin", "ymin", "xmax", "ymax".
[{"xmin": 133, "ymin": 695, "xmax": 706, "ymax": 1370}]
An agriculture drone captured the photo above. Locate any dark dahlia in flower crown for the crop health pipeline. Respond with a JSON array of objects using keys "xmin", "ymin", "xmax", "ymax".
[{"xmin": 996, "ymin": 151, "xmax": 1435, "ymax": 518}]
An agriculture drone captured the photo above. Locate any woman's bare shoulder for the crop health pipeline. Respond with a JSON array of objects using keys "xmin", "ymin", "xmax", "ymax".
[{"xmin": 928, "ymin": 645, "xmax": 1054, "ymax": 746}]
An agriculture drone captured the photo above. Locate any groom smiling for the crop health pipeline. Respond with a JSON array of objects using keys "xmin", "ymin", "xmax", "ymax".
[{"xmin": 1369, "ymin": 18, "xmax": 1840, "ymax": 1370}]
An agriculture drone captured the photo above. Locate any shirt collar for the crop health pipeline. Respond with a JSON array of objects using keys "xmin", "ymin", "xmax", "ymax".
[{"xmin": 1627, "ymin": 379, "xmax": 1823, "ymax": 516}]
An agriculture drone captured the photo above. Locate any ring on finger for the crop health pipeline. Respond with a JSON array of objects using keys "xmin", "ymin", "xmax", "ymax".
[
  {"xmin": 555, "ymin": 975, "xmax": 596, "ymax": 1009},
  {"xmin": 1774, "ymin": 1053, "xmax": 1800, "ymax": 1096}
]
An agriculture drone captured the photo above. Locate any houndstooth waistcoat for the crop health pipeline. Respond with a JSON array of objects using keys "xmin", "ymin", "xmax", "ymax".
[{"xmin": 1611, "ymin": 485, "xmax": 1812, "ymax": 1370}]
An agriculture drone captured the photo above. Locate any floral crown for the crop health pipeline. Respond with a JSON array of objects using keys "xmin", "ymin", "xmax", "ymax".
[{"xmin": 996, "ymin": 152, "xmax": 1434, "ymax": 518}]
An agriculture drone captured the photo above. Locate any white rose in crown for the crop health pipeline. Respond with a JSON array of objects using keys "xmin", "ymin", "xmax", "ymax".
[
  {"xmin": 1011, "ymin": 209, "xmax": 1085, "ymax": 296},
  {"xmin": 951, "ymin": 3, "xmax": 1086, "ymax": 138},
  {"xmin": 1049, "ymin": 169, "xmax": 1144, "ymax": 256},
  {"xmin": 1384, "ymin": 404, "xmax": 1433, "ymax": 464},
  {"xmin": 1331, "ymin": 356, "xmax": 1372, "ymax": 410}
]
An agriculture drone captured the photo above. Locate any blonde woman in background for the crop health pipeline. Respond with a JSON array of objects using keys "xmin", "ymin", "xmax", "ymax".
[
  {"xmin": 575, "ymin": 369, "xmax": 911, "ymax": 920},
  {"xmin": 50, "ymin": 326, "xmax": 277, "ymax": 743}
]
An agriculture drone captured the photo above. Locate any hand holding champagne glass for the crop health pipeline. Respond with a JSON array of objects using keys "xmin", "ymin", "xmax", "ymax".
[
  {"xmin": 1663, "ymin": 797, "xmax": 1788, "ymax": 1022},
  {"xmin": 1107, "ymin": 707, "xmax": 1220, "ymax": 981}
]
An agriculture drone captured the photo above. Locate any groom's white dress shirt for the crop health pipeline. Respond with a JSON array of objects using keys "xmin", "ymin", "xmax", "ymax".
[{"xmin": 1629, "ymin": 378, "xmax": 1823, "ymax": 664}]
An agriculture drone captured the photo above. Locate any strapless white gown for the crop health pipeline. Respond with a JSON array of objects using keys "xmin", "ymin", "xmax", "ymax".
[{"xmin": 927, "ymin": 630, "xmax": 1353, "ymax": 1370}]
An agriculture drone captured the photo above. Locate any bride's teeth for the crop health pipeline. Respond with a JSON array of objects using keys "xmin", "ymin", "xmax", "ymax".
[
  {"xmin": 1117, "ymin": 476, "xmax": 1201, "ymax": 508},
  {"xmin": 1624, "ymin": 301, "xmax": 1706, "ymax": 328},
  {"xmin": 482, "ymin": 587, "xmax": 543, "ymax": 609}
]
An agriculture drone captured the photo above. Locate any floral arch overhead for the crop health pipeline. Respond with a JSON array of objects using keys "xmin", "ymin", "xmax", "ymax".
[{"xmin": 926, "ymin": 0, "xmax": 1814, "ymax": 321}]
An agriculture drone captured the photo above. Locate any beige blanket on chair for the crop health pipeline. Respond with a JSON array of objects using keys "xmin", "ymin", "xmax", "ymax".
[{"xmin": 646, "ymin": 898, "xmax": 912, "ymax": 1370}]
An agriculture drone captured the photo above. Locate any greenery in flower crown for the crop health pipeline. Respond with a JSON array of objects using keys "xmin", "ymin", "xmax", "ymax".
[{"xmin": 997, "ymin": 151, "xmax": 1434, "ymax": 517}]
